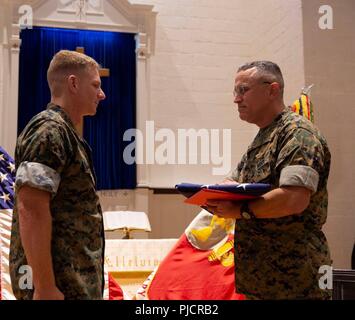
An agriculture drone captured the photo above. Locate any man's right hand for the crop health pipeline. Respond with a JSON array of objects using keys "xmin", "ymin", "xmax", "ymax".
[
  {"xmin": 33, "ymin": 286, "xmax": 64, "ymax": 300},
  {"xmin": 219, "ymin": 178, "xmax": 239, "ymax": 185}
]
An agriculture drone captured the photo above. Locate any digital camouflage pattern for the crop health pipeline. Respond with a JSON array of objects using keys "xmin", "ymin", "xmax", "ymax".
[
  {"xmin": 10, "ymin": 103, "xmax": 105, "ymax": 300},
  {"xmin": 229, "ymin": 108, "xmax": 332, "ymax": 299},
  {"xmin": 15, "ymin": 161, "xmax": 61, "ymax": 194}
]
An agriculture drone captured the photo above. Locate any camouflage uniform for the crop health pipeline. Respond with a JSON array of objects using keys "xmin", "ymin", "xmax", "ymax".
[
  {"xmin": 229, "ymin": 108, "xmax": 332, "ymax": 299},
  {"xmin": 10, "ymin": 103, "xmax": 105, "ymax": 300}
]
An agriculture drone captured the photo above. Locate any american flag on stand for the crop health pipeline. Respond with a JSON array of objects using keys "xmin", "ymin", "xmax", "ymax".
[
  {"xmin": 0, "ymin": 146, "xmax": 16, "ymax": 300},
  {"xmin": 0, "ymin": 146, "xmax": 15, "ymax": 210}
]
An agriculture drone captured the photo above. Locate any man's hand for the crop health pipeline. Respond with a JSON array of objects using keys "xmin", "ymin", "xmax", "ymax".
[
  {"xmin": 33, "ymin": 286, "xmax": 64, "ymax": 300},
  {"xmin": 219, "ymin": 178, "xmax": 239, "ymax": 185},
  {"xmin": 206, "ymin": 200, "xmax": 241, "ymax": 219},
  {"xmin": 206, "ymin": 186, "xmax": 312, "ymax": 220}
]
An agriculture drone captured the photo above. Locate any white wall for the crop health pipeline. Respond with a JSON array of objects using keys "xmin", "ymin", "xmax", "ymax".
[
  {"xmin": 0, "ymin": 3, "xmax": 11, "ymax": 155},
  {"xmin": 302, "ymin": 0, "xmax": 355, "ymax": 269},
  {"xmin": 249, "ymin": 0, "xmax": 305, "ymax": 105},
  {"xmin": 132, "ymin": 0, "xmax": 305, "ymax": 187},
  {"xmin": 0, "ymin": 5, "xmax": 4, "ymax": 149}
]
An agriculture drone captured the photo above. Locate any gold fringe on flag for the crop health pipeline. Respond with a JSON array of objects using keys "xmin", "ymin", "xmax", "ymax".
[{"xmin": 291, "ymin": 84, "xmax": 314, "ymax": 123}]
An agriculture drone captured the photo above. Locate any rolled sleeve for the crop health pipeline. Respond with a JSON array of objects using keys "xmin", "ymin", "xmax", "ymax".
[
  {"xmin": 15, "ymin": 161, "xmax": 61, "ymax": 195},
  {"xmin": 279, "ymin": 165, "xmax": 319, "ymax": 193}
]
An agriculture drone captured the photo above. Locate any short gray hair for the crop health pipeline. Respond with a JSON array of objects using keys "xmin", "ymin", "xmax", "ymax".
[{"xmin": 237, "ymin": 60, "xmax": 284, "ymax": 95}]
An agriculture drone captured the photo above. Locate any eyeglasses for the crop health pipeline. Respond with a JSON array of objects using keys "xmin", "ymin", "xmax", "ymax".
[{"xmin": 233, "ymin": 81, "xmax": 272, "ymax": 98}]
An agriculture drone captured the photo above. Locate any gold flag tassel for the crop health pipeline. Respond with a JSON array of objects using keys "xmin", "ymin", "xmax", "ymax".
[{"xmin": 291, "ymin": 84, "xmax": 315, "ymax": 123}]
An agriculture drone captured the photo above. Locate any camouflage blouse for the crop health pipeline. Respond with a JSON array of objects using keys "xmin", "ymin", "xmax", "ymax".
[
  {"xmin": 229, "ymin": 109, "xmax": 332, "ymax": 299},
  {"xmin": 10, "ymin": 103, "xmax": 105, "ymax": 300}
]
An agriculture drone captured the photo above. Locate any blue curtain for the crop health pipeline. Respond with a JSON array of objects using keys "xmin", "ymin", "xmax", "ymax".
[{"xmin": 18, "ymin": 26, "xmax": 136, "ymax": 189}]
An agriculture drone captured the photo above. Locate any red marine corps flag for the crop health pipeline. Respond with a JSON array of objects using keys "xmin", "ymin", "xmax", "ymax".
[{"xmin": 134, "ymin": 210, "xmax": 245, "ymax": 300}]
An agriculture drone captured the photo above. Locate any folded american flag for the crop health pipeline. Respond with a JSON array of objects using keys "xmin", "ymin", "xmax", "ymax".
[{"xmin": 176, "ymin": 182, "xmax": 272, "ymax": 198}]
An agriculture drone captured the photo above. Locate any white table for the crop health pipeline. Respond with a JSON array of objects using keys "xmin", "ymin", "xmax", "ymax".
[{"xmin": 105, "ymin": 238, "xmax": 178, "ymax": 298}]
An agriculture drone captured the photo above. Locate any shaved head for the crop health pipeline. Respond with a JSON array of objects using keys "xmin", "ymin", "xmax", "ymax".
[{"xmin": 47, "ymin": 50, "xmax": 99, "ymax": 97}]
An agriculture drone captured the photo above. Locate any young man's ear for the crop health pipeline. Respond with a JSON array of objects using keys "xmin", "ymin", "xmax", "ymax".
[{"xmin": 68, "ymin": 75, "xmax": 78, "ymax": 93}]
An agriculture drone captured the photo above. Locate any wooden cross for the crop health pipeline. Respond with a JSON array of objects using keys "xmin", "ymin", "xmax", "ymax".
[{"xmin": 76, "ymin": 47, "xmax": 110, "ymax": 77}]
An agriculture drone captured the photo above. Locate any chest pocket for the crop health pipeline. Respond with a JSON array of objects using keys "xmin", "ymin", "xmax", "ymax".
[
  {"xmin": 254, "ymin": 148, "xmax": 273, "ymax": 183},
  {"xmin": 239, "ymin": 143, "xmax": 276, "ymax": 184}
]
